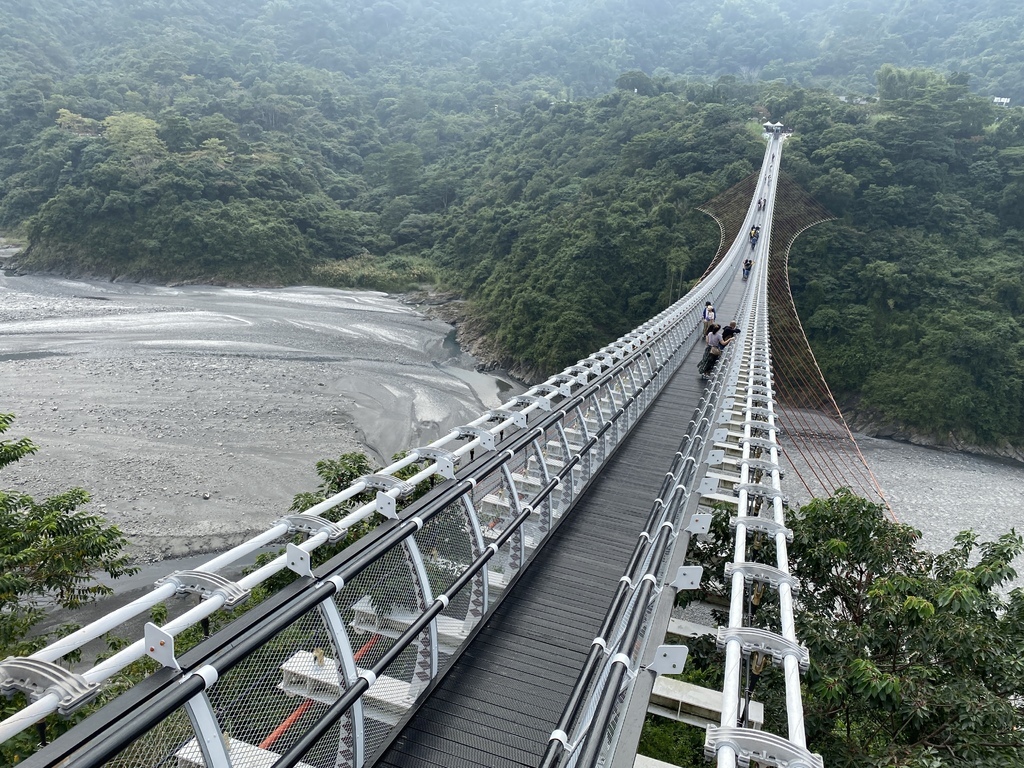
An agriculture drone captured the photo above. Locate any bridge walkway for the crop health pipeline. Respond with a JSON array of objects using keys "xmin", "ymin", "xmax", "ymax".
[{"xmin": 372, "ymin": 276, "xmax": 748, "ymax": 768}]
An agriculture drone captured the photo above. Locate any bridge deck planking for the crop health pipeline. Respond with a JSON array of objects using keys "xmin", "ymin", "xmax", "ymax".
[{"xmin": 373, "ymin": 280, "xmax": 747, "ymax": 768}]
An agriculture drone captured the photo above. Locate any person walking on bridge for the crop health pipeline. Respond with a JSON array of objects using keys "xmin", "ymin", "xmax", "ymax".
[
  {"xmin": 701, "ymin": 302, "xmax": 716, "ymax": 335},
  {"xmin": 698, "ymin": 323, "xmax": 732, "ymax": 379}
]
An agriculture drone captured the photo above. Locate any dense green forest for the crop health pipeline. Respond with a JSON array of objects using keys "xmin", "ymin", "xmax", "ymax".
[
  {"xmin": 652, "ymin": 491, "xmax": 1024, "ymax": 767},
  {"xmin": 781, "ymin": 69, "xmax": 1024, "ymax": 445},
  {"xmin": 2, "ymin": 0, "xmax": 1023, "ymax": 445}
]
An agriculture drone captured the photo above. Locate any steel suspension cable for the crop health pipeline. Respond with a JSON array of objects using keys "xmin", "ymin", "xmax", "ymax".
[{"xmin": 761, "ymin": 176, "xmax": 892, "ymax": 514}]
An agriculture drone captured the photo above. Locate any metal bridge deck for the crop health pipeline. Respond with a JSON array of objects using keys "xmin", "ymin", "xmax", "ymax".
[{"xmin": 373, "ymin": 279, "xmax": 744, "ymax": 768}]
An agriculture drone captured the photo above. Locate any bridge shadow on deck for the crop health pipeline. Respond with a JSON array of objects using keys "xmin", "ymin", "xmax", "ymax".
[{"xmin": 373, "ymin": 283, "xmax": 746, "ymax": 768}]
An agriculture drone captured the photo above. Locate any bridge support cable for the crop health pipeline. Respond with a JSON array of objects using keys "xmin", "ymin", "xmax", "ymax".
[
  {"xmin": 762, "ymin": 176, "xmax": 893, "ymax": 515},
  {"xmin": 12, "ymin": 208, "xmax": 750, "ymax": 765},
  {"xmin": 696, "ymin": 161, "xmax": 891, "ymax": 516}
]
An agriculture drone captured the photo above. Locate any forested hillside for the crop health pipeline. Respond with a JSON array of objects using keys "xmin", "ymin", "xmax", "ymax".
[
  {"xmin": 778, "ymin": 69, "xmax": 1024, "ymax": 446},
  {"xmin": 2, "ymin": 0, "xmax": 1023, "ymax": 447}
]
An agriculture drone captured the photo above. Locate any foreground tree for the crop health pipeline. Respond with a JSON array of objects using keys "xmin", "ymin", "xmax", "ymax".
[
  {"xmin": 790, "ymin": 490, "xmax": 1024, "ymax": 767},
  {"xmin": 662, "ymin": 490, "xmax": 1024, "ymax": 768},
  {"xmin": 0, "ymin": 413, "xmax": 136, "ymax": 657},
  {"xmin": 0, "ymin": 414, "xmax": 137, "ymax": 763}
]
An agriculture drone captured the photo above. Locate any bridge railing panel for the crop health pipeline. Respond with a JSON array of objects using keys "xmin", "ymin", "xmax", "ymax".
[
  {"xmin": 210, "ymin": 609, "xmax": 345, "ymax": 766},
  {"xmin": 98, "ymin": 706, "xmax": 193, "ymax": 768}
]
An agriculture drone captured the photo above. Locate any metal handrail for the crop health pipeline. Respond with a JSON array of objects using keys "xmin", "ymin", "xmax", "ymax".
[
  {"xmin": 538, "ymin": 347, "xmax": 727, "ymax": 768},
  {"xmin": 709, "ymin": 136, "xmax": 821, "ymax": 768}
]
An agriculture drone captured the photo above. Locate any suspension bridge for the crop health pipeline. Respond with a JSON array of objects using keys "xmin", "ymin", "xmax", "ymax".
[{"xmin": 1, "ymin": 127, "xmax": 888, "ymax": 768}]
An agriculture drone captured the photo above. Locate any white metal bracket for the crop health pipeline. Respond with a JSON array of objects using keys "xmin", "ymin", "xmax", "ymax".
[
  {"xmin": 670, "ymin": 565, "xmax": 703, "ymax": 591},
  {"xmin": 686, "ymin": 514, "xmax": 712, "ymax": 536},
  {"xmin": 704, "ymin": 449, "xmax": 726, "ymax": 468},
  {"xmin": 376, "ymin": 491, "xmax": 397, "ymax": 519},
  {"xmin": 145, "ymin": 623, "xmax": 180, "ymax": 671},
  {"xmin": 457, "ymin": 425, "xmax": 496, "ymax": 451},
  {"xmin": 286, "ymin": 542, "xmax": 313, "ymax": 577},
  {"xmin": 415, "ymin": 446, "xmax": 458, "ymax": 479},
  {"xmin": 514, "ymin": 394, "xmax": 552, "ymax": 412},
  {"xmin": 487, "ymin": 408, "xmax": 528, "ymax": 429},
  {"xmin": 646, "ymin": 645, "xmax": 689, "ymax": 676}
]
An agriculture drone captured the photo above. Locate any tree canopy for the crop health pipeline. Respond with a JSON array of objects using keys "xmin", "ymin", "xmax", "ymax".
[
  {"xmin": 0, "ymin": 414, "xmax": 137, "ymax": 762},
  {"xmin": 662, "ymin": 491, "xmax": 1024, "ymax": 768},
  {"xmin": 779, "ymin": 73, "xmax": 1024, "ymax": 444},
  {"xmin": 0, "ymin": 414, "xmax": 136, "ymax": 657}
]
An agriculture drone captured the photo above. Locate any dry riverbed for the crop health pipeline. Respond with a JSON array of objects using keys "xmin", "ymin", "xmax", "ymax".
[{"xmin": 0, "ymin": 273, "xmax": 521, "ymax": 563}]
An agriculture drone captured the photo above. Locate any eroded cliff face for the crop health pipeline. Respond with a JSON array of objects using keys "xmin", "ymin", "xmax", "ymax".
[
  {"xmin": 408, "ymin": 292, "xmax": 544, "ymax": 385},
  {"xmin": 848, "ymin": 412, "xmax": 1024, "ymax": 465}
]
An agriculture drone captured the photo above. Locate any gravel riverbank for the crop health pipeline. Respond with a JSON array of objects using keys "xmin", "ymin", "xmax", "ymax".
[{"xmin": 0, "ymin": 274, "xmax": 521, "ymax": 562}]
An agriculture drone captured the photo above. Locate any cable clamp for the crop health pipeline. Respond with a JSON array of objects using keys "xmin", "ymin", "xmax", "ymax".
[
  {"xmin": 730, "ymin": 515, "xmax": 793, "ymax": 542},
  {"xmin": 704, "ymin": 727, "xmax": 823, "ymax": 768},
  {"xmin": 548, "ymin": 729, "xmax": 570, "ymax": 749},
  {"xmin": 155, "ymin": 570, "xmax": 250, "ymax": 608},
  {"xmin": 0, "ymin": 658, "xmax": 99, "ymax": 715},
  {"xmin": 724, "ymin": 562, "xmax": 799, "ymax": 593},
  {"xmin": 716, "ymin": 626, "xmax": 809, "ymax": 671}
]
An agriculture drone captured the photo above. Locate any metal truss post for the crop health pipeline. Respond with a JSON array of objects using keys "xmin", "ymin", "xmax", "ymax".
[
  {"xmin": 554, "ymin": 421, "xmax": 576, "ymax": 512},
  {"xmin": 316, "ymin": 598, "xmax": 365, "ymax": 768},
  {"xmin": 144, "ymin": 624, "xmax": 231, "ymax": 768},
  {"xmin": 401, "ymin": 539, "xmax": 438, "ymax": 697},
  {"xmin": 183, "ymin": 691, "xmax": 232, "ymax": 768},
  {"xmin": 530, "ymin": 439, "xmax": 554, "ymax": 535},
  {"xmin": 460, "ymin": 495, "xmax": 491, "ymax": 616},
  {"xmin": 502, "ymin": 464, "xmax": 526, "ymax": 572}
]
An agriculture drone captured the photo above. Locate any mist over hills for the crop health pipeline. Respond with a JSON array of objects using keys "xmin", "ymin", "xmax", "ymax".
[{"xmin": 6, "ymin": 1, "xmax": 1024, "ymax": 99}]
